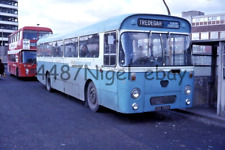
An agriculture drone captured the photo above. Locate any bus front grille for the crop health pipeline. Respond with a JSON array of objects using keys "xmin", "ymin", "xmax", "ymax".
[
  {"xmin": 150, "ymin": 95, "xmax": 176, "ymax": 105},
  {"xmin": 30, "ymin": 68, "xmax": 37, "ymax": 75}
]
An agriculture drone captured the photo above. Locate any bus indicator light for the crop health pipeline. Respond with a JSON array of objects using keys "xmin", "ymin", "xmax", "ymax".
[
  {"xmin": 185, "ymin": 85, "xmax": 191, "ymax": 95},
  {"xmin": 189, "ymin": 71, "xmax": 193, "ymax": 78},
  {"xmin": 132, "ymin": 103, "xmax": 139, "ymax": 110},
  {"xmin": 186, "ymin": 99, "xmax": 191, "ymax": 105},
  {"xmin": 131, "ymin": 73, "xmax": 136, "ymax": 81}
]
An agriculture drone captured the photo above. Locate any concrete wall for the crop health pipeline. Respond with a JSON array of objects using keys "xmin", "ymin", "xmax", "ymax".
[{"xmin": 217, "ymin": 42, "xmax": 225, "ymax": 116}]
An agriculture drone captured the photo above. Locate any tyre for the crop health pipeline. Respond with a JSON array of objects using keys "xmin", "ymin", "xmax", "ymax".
[
  {"xmin": 46, "ymin": 73, "xmax": 52, "ymax": 92},
  {"xmin": 16, "ymin": 68, "xmax": 20, "ymax": 79},
  {"xmin": 16, "ymin": 68, "xmax": 19, "ymax": 77},
  {"xmin": 86, "ymin": 81, "xmax": 99, "ymax": 112}
]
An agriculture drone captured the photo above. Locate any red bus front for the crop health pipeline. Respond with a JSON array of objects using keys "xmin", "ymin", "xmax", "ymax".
[
  {"xmin": 8, "ymin": 26, "xmax": 52, "ymax": 77},
  {"xmin": 18, "ymin": 50, "xmax": 37, "ymax": 77},
  {"xmin": 8, "ymin": 50, "xmax": 36, "ymax": 77}
]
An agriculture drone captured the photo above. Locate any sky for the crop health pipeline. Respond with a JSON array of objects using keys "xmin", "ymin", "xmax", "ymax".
[{"xmin": 18, "ymin": 0, "xmax": 225, "ymax": 34}]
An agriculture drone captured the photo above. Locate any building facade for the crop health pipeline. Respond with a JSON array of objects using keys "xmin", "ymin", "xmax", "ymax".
[
  {"xmin": 183, "ymin": 11, "xmax": 225, "ymax": 116},
  {"xmin": 183, "ymin": 11, "xmax": 225, "ymax": 41},
  {"xmin": 0, "ymin": 0, "xmax": 18, "ymax": 63}
]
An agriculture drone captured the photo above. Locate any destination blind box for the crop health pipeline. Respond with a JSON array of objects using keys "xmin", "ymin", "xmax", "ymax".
[{"xmin": 138, "ymin": 18, "xmax": 180, "ymax": 29}]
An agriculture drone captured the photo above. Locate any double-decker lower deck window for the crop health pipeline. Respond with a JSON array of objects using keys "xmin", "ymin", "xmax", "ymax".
[
  {"xmin": 79, "ymin": 34, "xmax": 99, "ymax": 58},
  {"xmin": 8, "ymin": 54, "xmax": 16, "ymax": 62}
]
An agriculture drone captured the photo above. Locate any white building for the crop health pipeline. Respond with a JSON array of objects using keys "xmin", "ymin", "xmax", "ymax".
[{"xmin": 0, "ymin": 0, "xmax": 18, "ymax": 62}]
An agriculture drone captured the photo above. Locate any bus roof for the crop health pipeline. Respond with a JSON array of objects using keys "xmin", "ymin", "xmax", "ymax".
[
  {"xmin": 38, "ymin": 13, "xmax": 191, "ymax": 44},
  {"xmin": 9, "ymin": 26, "xmax": 52, "ymax": 37}
]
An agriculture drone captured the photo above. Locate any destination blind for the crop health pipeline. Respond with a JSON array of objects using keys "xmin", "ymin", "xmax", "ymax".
[{"xmin": 138, "ymin": 18, "xmax": 180, "ymax": 29}]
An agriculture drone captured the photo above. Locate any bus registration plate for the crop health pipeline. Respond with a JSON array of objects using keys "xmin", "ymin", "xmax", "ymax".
[{"xmin": 154, "ymin": 105, "xmax": 170, "ymax": 111}]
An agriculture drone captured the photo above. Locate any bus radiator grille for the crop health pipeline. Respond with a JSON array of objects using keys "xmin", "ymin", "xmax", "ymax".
[{"xmin": 150, "ymin": 95, "xmax": 176, "ymax": 105}]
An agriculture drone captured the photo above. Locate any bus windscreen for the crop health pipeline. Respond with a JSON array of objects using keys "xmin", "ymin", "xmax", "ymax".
[
  {"xmin": 23, "ymin": 30, "xmax": 38, "ymax": 40},
  {"xmin": 22, "ymin": 51, "xmax": 36, "ymax": 64},
  {"xmin": 120, "ymin": 32, "xmax": 191, "ymax": 67}
]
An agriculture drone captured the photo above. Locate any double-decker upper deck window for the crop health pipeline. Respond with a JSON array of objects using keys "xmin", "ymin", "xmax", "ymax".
[
  {"xmin": 23, "ymin": 30, "xmax": 38, "ymax": 40},
  {"xmin": 79, "ymin": 34, "xmax": 99, "ymax": 58},
  {"xmin": 104, "ymin": 32, "xmax": 117, "ymax": 66},
  {"xmin": 64, "ymin": 38, "xmax": 78, "ymax": 57},
  {"xmin": 53, "ymin": 41, "xmax": 63, "ymax": 57}
]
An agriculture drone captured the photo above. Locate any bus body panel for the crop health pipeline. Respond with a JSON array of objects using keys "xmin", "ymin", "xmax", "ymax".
[
  {"xmin": 36, "ymin": 14, "xmax": 193, "ymax": 114},
  {"xmin": 116, "ymin": 69, "xmax": 194, "ymax": 113}
]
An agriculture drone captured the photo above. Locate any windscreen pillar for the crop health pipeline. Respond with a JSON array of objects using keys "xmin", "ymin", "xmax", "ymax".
[{"xmin": 217, "ymin": 41, "xmax": 225, "ymax": 116}]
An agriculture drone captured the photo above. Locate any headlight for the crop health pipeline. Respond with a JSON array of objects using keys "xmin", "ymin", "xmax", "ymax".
[
  {"xmin": 25, "ymin": 68, "xmax": 29, "ymax": 75},
  {"xmin": 185, "ymin": 85, "xmax": 191, "ymax": 95},
  {"xmin": 131, "ymin": 88, "xmax": 141, "ymax": 99}
]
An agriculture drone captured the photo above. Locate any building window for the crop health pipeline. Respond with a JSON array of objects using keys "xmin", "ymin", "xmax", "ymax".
[
  {"xmin": 192, "ymin": 18, "xmax": 196, "ymax": 23},
  {"xmin": 201, "ymin": 32, "xmax": 209, "ymax": 40},
  {"xmin": 211, "ymin": 32, "xmax": 218, "ymax": 39},
  {"xmin": 200, "ymin": 18, "xmax": 204, "ymax": 22},
  {"xmin": 192, "ymin": 33, "xmax": 200, "ymax": 40},
  {"xmin": 217, "ymin": 16, "xmax": 221, "ymax": 21},
  {"xmin": 192, "ymin": 45, "xmax": 212, "ymax": 66},
  {"xmin": 221, "ymin": 31, "xmax": 225, "ymax": 39},
  {"xmin": 208, "ymin": 17, "xmax": 212, "ymax": 21},
  {"xmin": 221, "ymin": 16, "xmax": 225, "ymax": 21}
]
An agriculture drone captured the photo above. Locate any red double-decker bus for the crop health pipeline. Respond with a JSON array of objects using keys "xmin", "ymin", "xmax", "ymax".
[{"xmin": 8, "ymin": 26, "xmax": 52, "ymax": 77}]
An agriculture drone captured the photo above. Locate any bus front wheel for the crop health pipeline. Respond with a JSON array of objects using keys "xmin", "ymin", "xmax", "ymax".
[
  {"xmin": 86, "ymin": 81, "xmax": 99, "ymax": 112},
  {"xmin": 46, "ymin": 73, "xmax": 52, "ymax": 92}
]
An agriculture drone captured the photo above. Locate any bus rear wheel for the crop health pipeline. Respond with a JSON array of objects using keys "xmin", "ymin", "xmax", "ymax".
[
  {"xmin": 86, "ymin": 81, "xmax": 99, "ymax": 112},
  {"xmin": 46, "ymin": 73, "xmax": 52, "ymax": 92}
]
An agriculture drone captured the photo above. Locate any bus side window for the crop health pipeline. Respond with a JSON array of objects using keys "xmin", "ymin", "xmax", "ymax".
[
  {"xmin": 104, "ymin": 32, "xmax": 117, "ymax": 66},
  {"xmin": 53, "ymin": 41, "xmax": 63, "ymax": 57},
  {"xmin": 64, "ymin": 38, "xmax": 78, "ymax": 57},
  {"xmin": 45, "ymin": 42, "xmax": 52, "ymax": 57},
  {"xmin": 79, "ymin": 34, "xmax": 99, "ymax": 58}
]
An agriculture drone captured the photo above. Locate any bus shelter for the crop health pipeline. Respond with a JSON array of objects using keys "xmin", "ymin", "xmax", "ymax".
[{"xmin": 192, "ymin": 39, "xmax": 225, "ymax": 116}]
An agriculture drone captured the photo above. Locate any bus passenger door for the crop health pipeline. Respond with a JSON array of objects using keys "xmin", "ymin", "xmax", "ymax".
[{"xmin": 100, "ymin": 32, "xmax": 118, "ymax": 110}]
